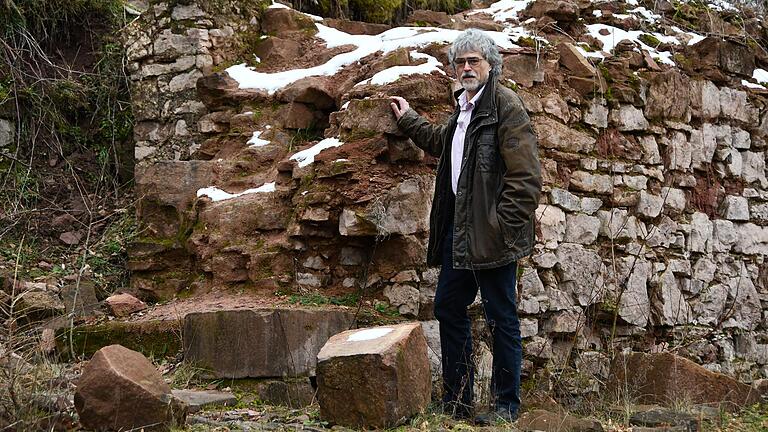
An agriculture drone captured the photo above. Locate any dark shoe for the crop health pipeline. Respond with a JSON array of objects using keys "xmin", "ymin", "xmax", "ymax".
[{"xmin": 474, "ymin": 407, "xmax": 518, "ymax": 426}]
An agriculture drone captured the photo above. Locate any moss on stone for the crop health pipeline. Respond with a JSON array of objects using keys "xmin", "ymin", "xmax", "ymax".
[
  {"xmin": 56, "ymin": 319, "xmax": 182, "ymax": 359},
  {"xmin": 638, "ymin": 33, "xmax": 661, "ymax": 47}
]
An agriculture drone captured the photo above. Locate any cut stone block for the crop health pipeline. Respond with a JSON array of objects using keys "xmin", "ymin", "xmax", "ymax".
[
  {"xmin": 183, "ymin": 308, "xmax": 354, "ymax": 378},
  {"xmin": 316, "ymin": 322, "xmax": 430, "ymax": 429}
]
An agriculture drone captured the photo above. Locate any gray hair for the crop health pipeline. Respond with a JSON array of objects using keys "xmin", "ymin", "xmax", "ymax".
[{"xmin": 448, "ymin": 28, "xmax": 503, "ymax": 76}]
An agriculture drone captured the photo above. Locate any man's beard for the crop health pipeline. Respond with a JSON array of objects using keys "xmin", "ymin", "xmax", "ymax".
[{"xmin": 460, "ymin": 73, "xmax": 486, "ymax": 92}]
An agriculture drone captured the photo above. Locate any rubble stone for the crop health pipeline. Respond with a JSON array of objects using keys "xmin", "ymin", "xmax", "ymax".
[{"xmin": 75, "ymin": 345, "xmax": 187, "ymax": 431}]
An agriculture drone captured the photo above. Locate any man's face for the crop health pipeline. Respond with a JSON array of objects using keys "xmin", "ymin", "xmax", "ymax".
[{"xmin": 453, "ymin": 50, "xmax": 491, "ymax": 93}]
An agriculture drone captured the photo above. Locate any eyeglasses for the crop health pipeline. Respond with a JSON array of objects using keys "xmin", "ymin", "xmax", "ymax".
[{"xmin": 453, "ymin": 57, "xmax": 484, "ymax": 67}]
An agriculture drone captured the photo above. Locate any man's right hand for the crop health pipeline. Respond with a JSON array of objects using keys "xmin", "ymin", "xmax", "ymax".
[{"xmin": 390, "ymin": 96, "xmax": 410, "ymax": 120}]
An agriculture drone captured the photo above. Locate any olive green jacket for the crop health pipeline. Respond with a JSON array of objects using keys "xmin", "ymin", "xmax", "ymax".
[{"xmin": 397, "ymin": 75, "xmax": 542, "ymax": 269}]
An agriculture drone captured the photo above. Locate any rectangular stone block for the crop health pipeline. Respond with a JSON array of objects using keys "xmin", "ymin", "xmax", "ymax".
[
  {"xmin": 183, "ymin": 308, "xmax": 355, "ymax": 378},
  {"xmin": 316, "ymin": 322, "xmax": 431, "ymax": 429}
]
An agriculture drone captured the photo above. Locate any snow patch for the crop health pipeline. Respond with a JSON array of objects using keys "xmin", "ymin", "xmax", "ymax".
[
  {"xmin": 754, "ymin": 68, "xmax": 768, "ymax": 84},
  {"xmin": 586, "ymin": 24, "xmax": 677, "ymax": 65},
  {"xmin": 290, "ymin": 138, "xmax": 344, "ymax": 168},
  {"xmin": 247, "ymin": 131, "xmax": 270, "ymax": 147},
  {"xmin": 347, "ymin": 327, "xmax": 393, "ymax": 342},
  {"xmin": 359, "ymin": 51, "xmax": 445, "ymax": 86},
  {"xmin": 742, "ymin": 80, "xmax": 766, "ymax": 90},
  {"xmin": 470, "ymin": 0, "xmax": 534, "ymax": 22},
  {"xmin": 197, "ymin": 182, "xmax": 276, "ymax": 202},
  {"xmin": 227, "ymin": 24, "xmax": 517, "ymax": 94}
]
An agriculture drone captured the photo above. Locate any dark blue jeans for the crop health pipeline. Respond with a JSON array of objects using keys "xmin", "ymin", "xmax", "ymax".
[{"xmin": 434, "ymin": 230, "xmax": 522, "ymax": 416}]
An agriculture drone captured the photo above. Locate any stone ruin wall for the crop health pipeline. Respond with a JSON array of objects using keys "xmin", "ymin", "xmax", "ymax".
[{"xmin": 125, "ymin": 0, "xmax": 768, "ymax": 391}]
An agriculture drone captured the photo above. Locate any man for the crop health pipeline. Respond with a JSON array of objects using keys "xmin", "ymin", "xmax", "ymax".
[{"xmin": 390, "ymin": 28, "xmax": 541, "ymax": 423}]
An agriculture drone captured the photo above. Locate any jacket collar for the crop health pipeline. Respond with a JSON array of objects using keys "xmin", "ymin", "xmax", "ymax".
[{"xmin": 453, "ymin": 72, "xmax": 498, "ymax": 124}]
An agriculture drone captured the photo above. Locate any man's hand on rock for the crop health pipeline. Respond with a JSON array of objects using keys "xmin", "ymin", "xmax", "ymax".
[{"xmin": 390, "ymin": 96, "xmax": 410, "ymax": 120}]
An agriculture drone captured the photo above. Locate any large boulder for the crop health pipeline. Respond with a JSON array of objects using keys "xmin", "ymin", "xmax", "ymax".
[
  {"xmin": 607, "ymin": 352, "xmax": 759, "ymax": 410},
  {"xmin": 75, "ymin": 345, "xmax": 187, "ymax": 431},
  {"xmin": 183, "ymin": 308, "xmax": 355, "ymax": 378},
  {"xmin": 316, "ymin": 323, "xmax": 431, "ymax": 428}
]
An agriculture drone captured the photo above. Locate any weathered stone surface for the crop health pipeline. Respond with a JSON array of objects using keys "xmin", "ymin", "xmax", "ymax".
[
  {"xmin": 644, "ymin": 70, "xmax": 690, "ymax": 121},
  {"xmin": 629, "ymin": 407, "xmax": 699, "ymax": 430},
  {"xmin": 584, "ymin": 99, "xmax": 608, "ymax": 128},
  {"xmin": 564, "ymin": 214, "xmax": 600, "ymax": 244},
  {"xmin": 153, "ymin": 29, "xmax": 200, "ymax": 61},
  {"xmin": 525, "ymin": 0, "xmax": 580, "ymax": 21},
  {"xmin": 194, "ymin": 188, "xmax": 290, "ymax": 245},
  {"xmin": 607, "ymin": 352, "xmax": 759, "ymax": 410},
  {"xmin": 518, "ymin": 409, "xmax": 604, "ymax": 432},
  {"xmin": 689, "ymin": 80, "xmax": 721, "ymax": 119},
  {"xmin": 550, "ymin": 188, "xmax": 580, "ymax": 211},
  {"xmin": 580, "ymin": 197, "xmax": 603, "ymax": 215},
  {"xmin": 557, "ymin": 42, "xmax": 596, "ymax": 77},
  {"xmin": 75, "ymin": 345, "xmax": 187, "ymax": 431},
  {"xmin": 0, "ymin": 119, "xmax": 14, "ymax": 148},
  {"xmin": 732, "ymin": 128, "xmax": 751, "ymax": 149},
  {"xmin": 742, "ymin": 151, "xmax": 767, "ymax": 187},
  {"xmin": 597, "ymin": 208, "xmax": 638, "ymax": 240},
  {"xmin": 171, "ymin": 389, "xmax": 236, "ymax": 413},
  {"xmin": 660, "ymin": 187, "xmax": 686, "ymax": 213},
  {"xmin": 317, "ymin": 323, "xmax": 430, "ymax": 429},
  {"xmin": 655, "ymin": 268, "xmax": 692, "ymax": 326},
  {"xmin": 638, "ymin": 135, "xmax": 661, "ymax": 164},
  {"xmin": 693, "ymin": 283, "xmax": 728, "ymax": 326},
  {"xmin": 689, "ymin": 124, "xmax": 717, "ymax": 170},
  {"xmin": 135, "ymin": 161, "xmax": 217, "ymax": 237},
  {"xmin": 611, "ymin": 105, "xmax": 649, "ymax": 131},
  {"xmin": 340, "ymin": 98, "xmax": 400, "ymax": 136},
  {"xmin": 570, "ymin": 171, "xmax": 613, "ymax": 194},
  {"xmin": 105, "ymin": 293, "xmax": 147, "ymax": 318},
  {"xmin": 750, "ymin": 203, "xmax": 768, "ymax": 223},
  {"xmin": 542, "ymin": 308, "xmax": 581, "ymax": 334},
  {"xmin": 722, "ymin": 263, "xmax": 762, "ymax": 331},
  {"xmin": 533, "ymin": 116, "xmax": 596, "ymax": 153},
  {"xmin": 183, "ymin": 308, "xmax": 355, "ymax": 378},
  {"xmin": 688, "ymin": 37, "xmax": 755, "ymax": 81},
  {"xmin": 171, "ymin": 4, "xmax": 205, "ymax": 20},
  {"xmin": 664, "ymin": 131, "xmax": 692, "ymax": 171},
  {"xmin": 383, "ymin": 284, "xmax": 419, "ymax": 317},
  {"xmin": 616, "ymin": 257, "xmax": 651, "ymax": 327},
  {"xmin": 536, "ymin": 205, "xmax": 566, "ymax": 247},
  {"xmin": 503, "ymin": 53, "xmax": 545, "ymax": 87},
  {"xmin": 542, "ymin": 93, "xmax": 569, "ymax": 123},
  {"xmin": 555, "ymin": 243, "xmax": 605, "ymax": 306},
  {"xmin": 719, "ymin": 87, "xmax": 756, "ymax": 123},
  {"xmin": 733, "ymin": 223, "xmax": 768, "ymax": 255},
  {"xmin": 636, "ymin": 191, "xmax": 663, "ymax": 218},
  {"xmin": 277, "ymin": 76, "xmax": 337, "ymax": 110},
  {"xmin": 721, "ymin": 195, "xmax": 749, "ymax": 221},
  {"xmin": 689, "ymin": 211, "xmax": 713, "ymax": 253},
  {"xmin": 339, "ymin": 175, "xmax": 433, "ymax": 236},
  {"xmin": 17, "ymin": 290, "xmax": 65, "ymax": 319},
  {"xmin": 61, "ymin": 281, "xmax": 100, "ymax": 317},
  {"xmin": 261, "ymin": 6, "xmax": 316, "ymax": 34}
]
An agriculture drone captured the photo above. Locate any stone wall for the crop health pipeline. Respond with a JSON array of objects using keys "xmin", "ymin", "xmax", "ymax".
[
  {"xmin": 125, "ymin": 0, "xmax": 768, "ymax": 390},
  {"xmin": 124, "ymin": 0, "xmax": 267, "ymax": 163}
]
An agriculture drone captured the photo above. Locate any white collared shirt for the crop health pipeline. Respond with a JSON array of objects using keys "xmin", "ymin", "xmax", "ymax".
[{"xmin": 450, "ymin": 85, "xmax": 486, "ymax": 194}]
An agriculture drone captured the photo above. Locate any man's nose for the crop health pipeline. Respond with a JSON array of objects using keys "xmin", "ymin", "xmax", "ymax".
[{"xmin": 462, "ymin": 61, "xmax": 473, "ymax": 71}]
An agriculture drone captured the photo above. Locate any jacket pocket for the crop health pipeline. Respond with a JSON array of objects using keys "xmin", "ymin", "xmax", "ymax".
[{"xmin": 477, "ymin": 132, "xmax": 498, "ymax": 172}]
